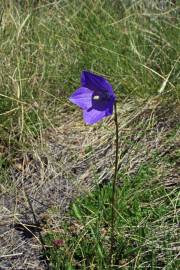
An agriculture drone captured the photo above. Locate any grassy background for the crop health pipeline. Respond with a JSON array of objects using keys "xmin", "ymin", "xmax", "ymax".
[
  {"xmin": 0, "ymin": 0, "xmax": 179, "ymax": 269},
  {"xmin": 0, "ymin": 0, "xmax": 179, "ymax": 146}
]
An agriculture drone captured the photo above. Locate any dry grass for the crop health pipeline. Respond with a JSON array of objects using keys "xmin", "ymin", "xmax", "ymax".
[{"xmin": 0, "ymin": 96, "xmax": 179, "ymax": 269}]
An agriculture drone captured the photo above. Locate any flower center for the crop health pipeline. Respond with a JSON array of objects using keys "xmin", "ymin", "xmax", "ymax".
[
  {"xmin": 90, "ymin": 91, "xmax": 112, "ymax": 112},
  {"xmin": 93, "ymin": 95, "xmax": 100, "ymax": 100}
]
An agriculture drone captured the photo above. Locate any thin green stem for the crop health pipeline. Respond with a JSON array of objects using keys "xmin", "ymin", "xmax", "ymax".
[{"xmin": 110, "ymin": 101, "xmax": 119, "ymax": 266}]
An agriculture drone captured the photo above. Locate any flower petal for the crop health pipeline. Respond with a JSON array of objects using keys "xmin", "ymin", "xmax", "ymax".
[
  {"xmin": 83, "ymin": 109, "xmax": 107, "ymax": 125},
  {"xmin": 69, "ymin": 87, "xmax": 93, "ymax": 110},
  {"xmin": 105, "ymin": 98, "xmax": 114, "ymax": 115},
  {"xmin": 81, "ymin": 71, "xmax": 115, "ymax": 97}
]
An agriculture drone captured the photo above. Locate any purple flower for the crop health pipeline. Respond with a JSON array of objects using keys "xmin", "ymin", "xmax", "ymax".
[{"xmin": 69, "ymin": 71, "xmax": 116, "ymax": 124}]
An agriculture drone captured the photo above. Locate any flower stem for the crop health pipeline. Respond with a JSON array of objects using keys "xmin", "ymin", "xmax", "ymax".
[{"xmin": 110, "ymin": 101, "xmax": 119, "ymax": 266}]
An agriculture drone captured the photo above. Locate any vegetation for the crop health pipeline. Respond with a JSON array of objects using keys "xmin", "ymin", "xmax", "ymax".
[
  {"xmin": 1, "ymin": 0, "xmax": 179, "ymax": 144},
  {"xmin": 44, "ymin": 99, "xmax": 179, "ymax": 269},
  {"xmin": 0, "ymin": 0, "xmax": 179, "ymax": 269},
  {"xmin": 45, "ymin": 164, "xmax": 179, "ymax": 269}
]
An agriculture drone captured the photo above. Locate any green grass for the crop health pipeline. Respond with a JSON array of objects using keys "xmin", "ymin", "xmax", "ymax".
[
  {"xmin": 0, "ymin": 0, "xmax": 180, "ymax": 146},
  {"xmin": 44, "ymin": 163, "xmax": 179, "ymax": 269}
]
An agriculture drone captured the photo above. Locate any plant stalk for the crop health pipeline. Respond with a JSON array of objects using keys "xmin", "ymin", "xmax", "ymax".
[{"xmin": 110, "ymin": 101, "xmax": 119, "ymax": 266}]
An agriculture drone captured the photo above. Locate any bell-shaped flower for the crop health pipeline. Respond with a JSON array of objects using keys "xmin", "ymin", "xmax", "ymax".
[{"xmin": 69, "ymin": 71, "xmax": 116, "ymax": 124}]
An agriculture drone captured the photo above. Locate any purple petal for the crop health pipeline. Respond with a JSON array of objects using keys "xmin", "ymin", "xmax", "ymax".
[
  {"xmin": 105, "ymin": 98, "xmax": 114, "ymax": 115},
  {"xmin": 83, "ymin": 109, "xmax": 108, "ymax": 125},
  {"xmin": 81, "ymin": 71, "xmax": 115, "ymax": 97},
  {"xmin": 69, "ymin": 87, "xmax": 93, "ymax": 110}
]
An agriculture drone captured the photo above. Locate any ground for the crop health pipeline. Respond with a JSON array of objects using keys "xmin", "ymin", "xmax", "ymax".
[{"xmin": 0, "ymin": 96, "xmax": 179, "ymax": 269}]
